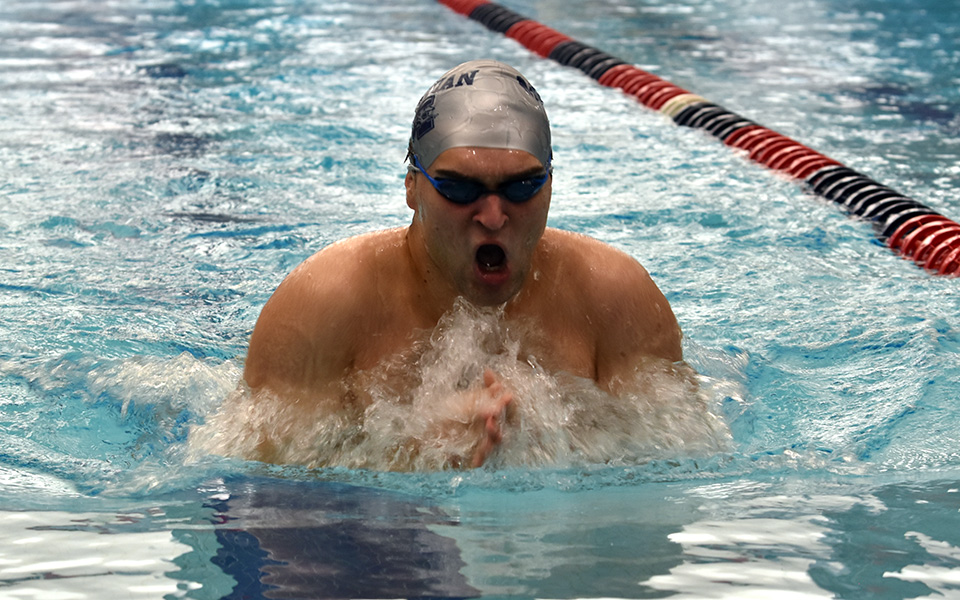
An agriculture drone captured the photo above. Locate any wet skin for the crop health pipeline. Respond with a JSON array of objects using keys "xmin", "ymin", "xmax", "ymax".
[
  {"xmin": 241, "ymin": 147, "xmax": 682, "ymax": 469},
  {"xmin": 405, "ymin": 147, "xmax": 551, "ymax": 309}
]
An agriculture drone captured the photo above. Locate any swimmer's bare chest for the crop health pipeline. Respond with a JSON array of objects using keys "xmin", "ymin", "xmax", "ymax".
[{"xmin": 349, "ymin": 307, "xmax": 597, "ymax": 383}]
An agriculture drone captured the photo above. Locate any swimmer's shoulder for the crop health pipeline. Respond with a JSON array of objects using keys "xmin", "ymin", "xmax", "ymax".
[
  {"xmin": 540, "ymin": 227, "xmax": 681, "ymax": 361},
  {"xmin": 245, "ymin": 228, "xmax": 408, "ymax": 391},
  {"xmin": 540, "ymin": 227, "xmax": 651, "ymax": 282},
  {"xmin": 298, "ymin": 227, "xmax": 406, "ymax": 272},
  {"xmin": 273, "ymin": 227, "xmax": 418, "ymax": 332},
  {"xmin": 258, "ymin": 227, "xmax": 408, "ymax": 339},
  {"xmin": 279, "ymin": 228, "xmax": 407, "ymax": 296}
]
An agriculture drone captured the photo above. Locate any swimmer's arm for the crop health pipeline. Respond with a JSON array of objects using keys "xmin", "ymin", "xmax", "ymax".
[
  {"xmin": 243, "ymin": 256, "xmax": 358, "ymax": 400},
  {"xmin": 593, "ymin": 254, "xmax": 684, "ymax": 394},
  {"xmin": 237, "ymin": 255, "xmax": 371, "ymax": 463}
]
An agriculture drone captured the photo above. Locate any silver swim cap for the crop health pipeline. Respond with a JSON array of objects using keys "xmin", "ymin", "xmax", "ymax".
[{"xmin": 409, "ymin": 59, "xmax": 552, "ymax": 169}]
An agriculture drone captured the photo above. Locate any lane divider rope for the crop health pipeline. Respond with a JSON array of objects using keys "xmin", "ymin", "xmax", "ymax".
[{"xmin": 437, "ymin": 0, "xmax": 960, "ymax": 276}]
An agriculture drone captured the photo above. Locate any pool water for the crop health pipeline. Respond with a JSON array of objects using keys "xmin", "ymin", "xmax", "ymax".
[{"xmin": 2, "ymin": 0, "xmax": 960, "ymax": 597}]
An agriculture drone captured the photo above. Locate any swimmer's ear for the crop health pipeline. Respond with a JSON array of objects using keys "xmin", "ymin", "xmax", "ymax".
[{"xmin": 405, "ymin": 170, "xmax": 418, "ymax": 211}]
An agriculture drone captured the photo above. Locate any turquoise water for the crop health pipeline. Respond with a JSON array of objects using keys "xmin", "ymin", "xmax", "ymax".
[{"xmin": 2, "ymin": 0, "xmax": 960, "ymax": 597}]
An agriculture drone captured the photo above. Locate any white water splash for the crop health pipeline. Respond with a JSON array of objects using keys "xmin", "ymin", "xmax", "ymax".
[{"xmin": 191, "ymin": 301, "xmax": 730, "ymax": 471}]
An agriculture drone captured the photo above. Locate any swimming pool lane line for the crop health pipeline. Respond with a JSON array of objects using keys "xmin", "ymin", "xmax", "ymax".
[{"xmin": 436, "ymin": 0, "xmax": 960, "ymax": 276}]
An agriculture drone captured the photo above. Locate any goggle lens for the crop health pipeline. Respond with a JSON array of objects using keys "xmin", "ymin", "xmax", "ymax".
[{"xmin": 413, "ymin": 155, "xmax": 549, "ymax": 205}]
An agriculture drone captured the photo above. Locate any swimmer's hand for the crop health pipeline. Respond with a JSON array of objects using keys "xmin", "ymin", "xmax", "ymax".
[
  {"xmin": 436, "ymin": 369, "xmax": 513, "ymax": 469},
  {"xmin": 471, "ymin": 369, "xmax": 513, "ymax": 468}
]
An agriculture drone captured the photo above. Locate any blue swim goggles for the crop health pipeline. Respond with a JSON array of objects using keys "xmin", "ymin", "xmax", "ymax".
[{"xmin": 411, "ymin": 155, "xmax": 550, "ymax": 205}]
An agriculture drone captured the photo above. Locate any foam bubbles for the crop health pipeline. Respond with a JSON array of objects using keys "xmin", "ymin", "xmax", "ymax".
[{"xmin": 192, "ymin": 301, "xmax": 730, "ymax": 471}]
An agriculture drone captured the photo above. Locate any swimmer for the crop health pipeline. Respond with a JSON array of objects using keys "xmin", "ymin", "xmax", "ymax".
[{"xmin": 223, "ymin": 60, "xmax": 693, "ymax": 470}]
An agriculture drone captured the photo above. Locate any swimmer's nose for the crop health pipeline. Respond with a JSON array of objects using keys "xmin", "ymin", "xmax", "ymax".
[{"xmin": 474, "ymin": 193, "xmax": 508, "ymax": 231}]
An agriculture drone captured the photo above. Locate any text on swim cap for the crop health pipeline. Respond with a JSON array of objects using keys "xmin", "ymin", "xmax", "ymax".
[
  {"xmin": 413, "ymin": 70, "xmax": 481, "ymax": 142},
  {"xmin": 413, "ymin": 71, "xmax": 544, "ymax": 143}
]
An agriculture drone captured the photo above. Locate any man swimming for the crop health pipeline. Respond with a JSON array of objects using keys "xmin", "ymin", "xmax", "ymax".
[{"xmin": 199, "ymin": 60, "xmax": 722, "ymax": 470}]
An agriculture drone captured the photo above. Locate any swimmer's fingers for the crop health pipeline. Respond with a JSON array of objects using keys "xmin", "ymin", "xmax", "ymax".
[
  {"xmin": 444, "ymin": 369, "xmax": 511, "ymax": 469},
  {"xmin": 485, "ymin": 412, "xmax": 503, "ymax": 442},
  {"xmin": 482, "ymin": 389, "xmax": 510, "ymax": 438},
  {"xmin": 470, "ymin": 413, "xmax": 503, "ymax": 468},
  {"xmin": 470, "ymin": 388, "xmax": 511, "ymax": 468},
  {"xmin": 477, "ymin": 388, "xmax": 512, "ymax": 418},
  {"xmin": 480, "ymin": 368, "xmax": 512, "ymax": 412},
  {"xmin": 482, "ymin": 368, "xmax": 499, "ymax": 389},
  {"xmin": 470, "ymin": 436, "xmax": 493, "ymax": 468},
  {"xmin": 478, "ymin": 370, "xmax": 511, "ymax": 430}
]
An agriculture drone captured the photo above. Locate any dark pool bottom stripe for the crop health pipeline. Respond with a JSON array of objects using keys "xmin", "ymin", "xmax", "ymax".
[{"xmin": 436, "ymin": 0, "xmax": 960, "ymax": 275}]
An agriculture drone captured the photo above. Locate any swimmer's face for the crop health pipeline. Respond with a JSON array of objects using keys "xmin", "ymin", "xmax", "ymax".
[{"xmin": 406, "ymin": 147, "xmax": 551, "ymax": 306}]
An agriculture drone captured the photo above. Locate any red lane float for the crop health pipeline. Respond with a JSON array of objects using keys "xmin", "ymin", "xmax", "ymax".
[
  {"xmin": 439, "ymin": 0, "xmax": 487, "ymax": 15},
  {"xmin": 924, "ymin": 234, "xmax": 960, "ymax": 272},
  {"xmin": 888, "ymin": 215, "xmax": 954, "ymax": 251}
]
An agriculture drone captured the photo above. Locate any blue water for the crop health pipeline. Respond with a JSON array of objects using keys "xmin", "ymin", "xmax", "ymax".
[{"xmin": 2, "ymin": 0, "xmax": 960, "ymax": 597}]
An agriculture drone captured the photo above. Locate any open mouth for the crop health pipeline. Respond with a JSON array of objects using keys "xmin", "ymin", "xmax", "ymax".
[{"xmin": 476, "ymin": 244, "xmax": 507, "ymax": 272}]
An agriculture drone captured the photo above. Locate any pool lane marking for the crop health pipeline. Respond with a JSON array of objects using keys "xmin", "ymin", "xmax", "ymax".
[{"xmin": 436, "ymin": 0, "xmax": 960, "ymax": 276}]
